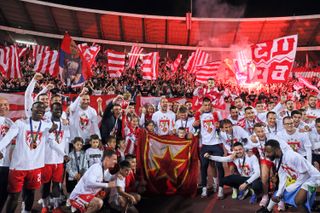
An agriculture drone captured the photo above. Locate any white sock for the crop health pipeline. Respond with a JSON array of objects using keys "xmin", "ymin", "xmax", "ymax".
[
  {"xmin": 53, "ymin": 197, "xmax": 60, "ymax": 209},
  {"xmin": 213, "ymin": 177, "xmax": 218, "ymax": 184},
  {"xmin": 267, "ymin": 199, "xmax": 276, "ymax": 211},
  {"xmin": 42, "ymin": 197, "xmax": 49, "ymax": 208}
]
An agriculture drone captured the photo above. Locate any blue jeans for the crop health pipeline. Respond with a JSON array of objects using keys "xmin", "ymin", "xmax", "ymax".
[{"xmin": 200, "ymin": 144, "xmax": 224, "ymax": 186}]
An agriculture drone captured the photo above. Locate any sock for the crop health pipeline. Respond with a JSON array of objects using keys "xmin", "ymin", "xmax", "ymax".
[
  {"xmin": 53, "ymin": 197, "xmax": 60, "ymax": 209},
  {"xmin": 213, "ymin": 177, "xmax": 217, "ymax": 185},
  {"xmin": 267, "ymin": 199, "xmax": 276, "ymax": 211},
  {"xmin": 42, "ymin": 197, "xmax": 49, "ymax": 208}
]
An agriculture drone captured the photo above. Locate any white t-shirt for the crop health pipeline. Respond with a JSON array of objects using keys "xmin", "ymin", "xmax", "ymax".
[
  {"xmin": 209, "ymin": 154, "xmax": 260, "ymax": 184},
  {"xmin": 69, "ymin": 97, "xmax": 101, "ymax": 141},
  {"xmin": 220, "ymin": 126, "xmax": 249, "ymax": 153},
  {"xmin": 0, "ymin": 118, "xmax": 53, "ymax": 170},
  {"xmin": 109, "ymin": 175, "xmax": 126, "ymax": 205},
  {"xmin": 248, "ymin": 136, "xmax": 291, "ymax": 160},
  {"xmin": 277, "ymin": 130, "xmax": 312, "ymax": 158},
  {"xmin": 227, "ymin": 115, "xmax": 239, "ymax": 125},
  {"xmin": 45, "ymin": 120, "xmax": 70, "ymax": 164},
  {"xmin": 200, "ymin": 112, "xmax": 220, "ymax": 146},
  {"xmin": 305, "ymin": 107, "xmax": 320, "ymax": 119},
  {"xmin": 85, "ymin": 148, "xmax": 103, "ymax": 167},
  {"xmin": 152, "ymin": 110, "xmax": 176, "ymax": 136},
  {"xmin": 264, "ymin": 122, "xmax": 283, "ymax": 137},
  {"xmin": 276, "ymin": 149, "xmax": 320, "ymax": 197},
  {"xmin": 0, "ymin": 116, "xmax": 14, "ymax": 167},
  {"xmin": 257, "ymin": 112, "xmax": 268, "ymax": 123},
  {"xmin": 309, "ymin": 128, "xmax": 320, "ymax": 155},
  {"xmin": 174, "ymin": 117, "xmax": 195, "ymax": 134},
  {"xmin": 70, "ymin": 163, "xmax": 113, "ymax": 199}
]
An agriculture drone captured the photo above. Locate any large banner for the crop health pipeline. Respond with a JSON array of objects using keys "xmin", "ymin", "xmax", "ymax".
[
  {"xmin": 136, "ymin": 131, "xmax": 198, "ymax": 196},
  {"xmin": 250, "ymin": 35, "xmax": 298, "ymax": 84},
  {"xmin": 0, "ymin": 92, "xmax": 116, "ymax": 121}
]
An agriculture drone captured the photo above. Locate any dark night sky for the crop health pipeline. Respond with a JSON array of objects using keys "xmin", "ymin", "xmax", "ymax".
[{"xmin": 44, "ymin": 0, "xmax": 320, "ymax": 17}]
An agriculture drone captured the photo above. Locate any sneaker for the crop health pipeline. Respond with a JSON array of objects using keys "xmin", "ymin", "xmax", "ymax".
[
  {"xmin": 52, "ymin": 207, "xmax": 64, "ymax": 213},
  {"xmin": 238, "ymin": 189, "xmax": 249, "ymax": 200},
  {"xmin": 278, "ymin": 200, "xmax": 285, "ymax": 211},
  {"xmin": 201, "ymin": 187, "xmax": 208, "ymax": 198},
  {"xmin": 231, "ymin": 188, "xmax": 238, "ymax": 199},
  {"xmin": 249, "ymin": 194, "xmax": 257, "ymax": 204},
  {"xmin": 66, "ymin": 199, "xmax": 71, "ymax": 207},
  {"xmin": 218, "ymin": 187, "xmax": 224, "ymax": 199},
  {"xmin": 256, "ymin": 206, "xmax": 271, "ymax": 213},
  {"xmin": 71, "ymin": 206, "xmax": 77, "ymax": 213},
  {"xmin": 259, "ymin": 194, "xmax": 269, "ymax": 207},
  {"xmin": 41, "ymin": 207, "xmax": 49, "ymax": 213}
]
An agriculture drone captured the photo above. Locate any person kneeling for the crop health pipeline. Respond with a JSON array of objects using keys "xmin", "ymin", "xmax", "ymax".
[
  {"xmin": 204, "ymin": 142, "xmax": 262, "ymax": 204},
  {"xmin": 69, "ymin": 149, "xmax": 118, "ymax": 213},
  {"xmin": 109, "ymin": 160, "xmax": 141, "ymax": 213}
]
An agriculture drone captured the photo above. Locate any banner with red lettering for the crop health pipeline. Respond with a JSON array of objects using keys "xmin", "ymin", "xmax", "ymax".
[
  {"xmin": 251, "ymin": 35, "xmax": 298, "ymax": 84},
  {"xmin": 136, "ymin": 131, "xmax": 198, "ymax": 196}
]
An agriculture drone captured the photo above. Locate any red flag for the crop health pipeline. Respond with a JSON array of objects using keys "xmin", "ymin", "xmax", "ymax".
[
  {"xmin": 34, "ymin": 50, "xmax": 59, "ymax": 76},
  {"xmin": 186, "ymin": 12, "xmax": 192, "ymax": 30},
  {"xmin": 59, "ymin": 33, "xmax": 94, "ymax": 87},
  {"xmin": 142, "ymin": 52, "xmax": 159, "ymax": 80},
  {"xmin": 0, "ymin": 47, "xmax": 9, "ymax": 75},
  {"xmin": 171, "ymin": 53, "xmax": 182, "ymax": 73},
  {"xmin": 128, "ymin": 45, "xmax": 143, "ymax": 69},
  {"xmin": 251, "ymin": 35, "xmax": 298, "ymax": 84},
  {"xmin": 296, "ymin": 74, "xmax": 320, "ymax": 93},
  {"xmin": 195, "ymin": 61, "xmax": 221, "ymax": 84},
  {"xmin": 184, "ymin": 49, "xmax": 209, "ymax": 73},
  {"xmin": 106, "ymin": 49, "xmax": 126, "ymax": 78},
  {"xmin": 137, "ymin": 131, "xmax": 198, "ymax": 196},
  {"xmin": 77, "ymin": 43, "xmax": 100, "ymax": 68}
]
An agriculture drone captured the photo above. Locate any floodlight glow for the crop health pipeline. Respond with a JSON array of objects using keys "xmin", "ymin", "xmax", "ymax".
[{"xmin": 15, "ymin": 40, "xmax": 37, "ymax": 45}]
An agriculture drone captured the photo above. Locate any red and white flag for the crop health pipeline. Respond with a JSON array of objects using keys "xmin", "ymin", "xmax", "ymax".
[
  {"xmin": 142, "ymin": 52, "xmax": 159, "ymax": 80},
  {"xmin": 251, "ymin": 35, "xmax": 298, "ymax": 84},
  {"xmin": 0, "ymin": 47, "xmax": 9, "ymax": 75},
  {"xmin": 296, "ymin": 74, "xmax": 320, "ymax": 93},
  {"xmin": 106, "ymin": 49, "xmax": 126, "ymax": 78},
  {"xmin": 195, "ymin": 61, "xmax": 221, "ymax": 84},
  {"xmin": 32, "ymin": 45, "xmax": 50, "ymax": 60},
  {"xmin": 170, "ymin": 54, "xmax": 182, "ymax": 73},
  {"xmin": 184, "ymin": 49, "xmax": 209, "ymax": 73},
  {"xmin": 128, "ymin": 46, "xmax": 143, "ymax": 69},
  {"xmin": 34, "ymin": 50, "xmax": 59, "ymax": 76},
  {"xmin": 0, "ymin": 45, "xmax": 22, "ymax": 78},
  {"xmin": 0, "ymin": 93, "xmax": 25, "ymax": 121},
  {"xmin": 78, "ymin": 43, "xmax": 101, "ymax": 69}
]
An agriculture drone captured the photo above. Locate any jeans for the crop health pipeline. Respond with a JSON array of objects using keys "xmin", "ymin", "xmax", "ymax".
[
  {"xmin": 220, "ymin": 174, "xmax": 262, "ymax": 194},
  {"xmin": 200, "ymin": 144, "xmax": 224, "ymax": 186}
]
